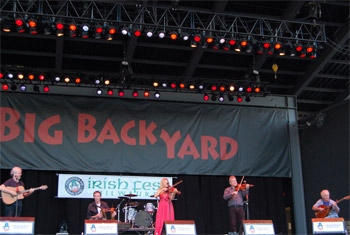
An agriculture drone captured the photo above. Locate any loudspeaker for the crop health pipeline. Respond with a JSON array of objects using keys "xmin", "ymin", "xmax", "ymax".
[{"xmin": 163, "ymin": 220, "xmax": 196, "ymax": 235}]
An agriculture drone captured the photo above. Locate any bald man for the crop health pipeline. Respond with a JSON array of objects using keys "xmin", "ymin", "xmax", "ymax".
[
  {"xmin": 0, "ymin": 167, "xmax": 34, "ymax": 217},
  {"xmin": 312, "ymin": 189, "xmax": 340, "ymax": 218}
]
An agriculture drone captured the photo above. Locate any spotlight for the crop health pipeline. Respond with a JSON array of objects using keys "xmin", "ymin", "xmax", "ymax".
[
  {"xmin": 69, "ymin": 22, "xmax": 77, "ymax": 37},
  {"xmin": 170, "ymin": 31, "xmax": 178, "ymax": 40},
  {"xmin": 198, "ymin": 84, "xmax": 204, "ymax": 90},
  {"xmin": 310, "ymin": 51, "xmax": 317, "ymax": 59},
  {"xmin": 96, "ymin": 88, "xmax": 102, "ymax": 95},
  {"xmin": 279, "ymin": 49, "xmax": 286, "ymax": 56},
  {"xmin": 237, "ymin": 95, "xmax": 243, "ymax": 102},
  {"xmin": 238, "ymin": 86, "xmax": 244, "ymax": 92},
  {"xmin": 118, "ymin": 89, "xmax": 125, "ymax": 96},
  {"xmin": 295, "ymin": 43, "xmax": 303, "ymax": 52},
  {"xmin": 144, "ymin": 90, "xmax": 150, "ymax": 97},
  {"xmin": 267, "ymin": 47, "xmax": 274, "ymax": 55},
  {"xmin": 179, "ymin": 83, "xmax": 185, "ymax": 89},
  {"xmin": 219, "ymin": 37, "xmax": 226, "ymax": 44},
  {"xmin": 245, "ymin": 45, "xmax": 253, "ymax": 53},
  {"xmin": 170, "ymin": 83, "xmax": 177, "ymax": 88},
  {"xmin": 219, "ymin": 86, "xmax": 225, "ymax": 92},
  {"xmin": 43, "ymin": 85, "xmax": 50, "ymax": 92},
  {"xmin": 229, "ymin": 85, "xmax": 235, "ymax": 92},
  {"xmin": 241, "ymin": 40, "xmax": 248, "ymax": 47},
  {"xmin": 2, "ymin": 19, "xmax": 12, "ymax": 32},
  {"xmin": 108, "ymin": 25, "xmax": 116, "ymax": 35},
  {"xmin": 18, "ymin": 74, "xmax": 24, "ymax": 79},
  {"xmin": 256, "ymin": 45, "xmax": 264, "ymax": 54},
  {"xmin": 190, "ymin": 40, "xmax": 197, "ymax": 48},
  {"xmin": 246, "ymin": 87, "xmax": 252, "ymax": 92},
  {"xmin": 306, "ymin": 44, "xmax": 313, "ymax": 53},
  {"xmin": 75, "ymin": 78, "xmax": 81, "ymax": 84},
  {"xmin": 55, "ymin": 76, "xmax": 61, "ymax": 82},
  {"xmin": 182, "ymin": 32, "xmax": 189, "ymax": 41},
  {"xmin": 106, "ymin": 34, "xmax": 113, "ymax": 40},
  {"xmin": 104, "ymin": 79, "xmax": 110, "ymax": 85},
  {"xmin": 121, "ymin": 26, "xmax": 128, "ymax": 35},
  {"xmin": 211, "ymin": 85, "xmax": 217, "ymax": 91},
  {"xmin": 133, "ymin": 26, "xmax": 141, "ymax": 37},
  {"xmin": 15, "ymin": 17, "xmax": 25, "ymax": 33},
  {"xmin": 146, "ymin": 29, "xmax": 153, "ymax": 37},
  {"xmin": 203, "ymin": 94, "xmax": 209, "ymax": 101},
  {"xmin": 194, "ymin": 34, "xmax": 201, "ymax": 42},
  {"xmin": 218, "ymin": 95, "xmax": 224, "ymax": 102},
  {"xmin": 255, "ymin": 87, "xmax": 261, "ymax": 93},
  {"xmin": 229, "ymin": 38, "xmax": 236, "ymax": 46},
  {"xmin": 20, "ymin": 84, "xmax": 26, "ymax": 91},
  {"xmin": 158, "ymin": 30, "xmax": 166, "ymax": 38},
  {"xmin": 28, "ymin": 74, "xmax": 35, "ymax": 80},
  {"xmin": 162, "ymin": 82, "xmax": 167, "ymax": 88},
  {"xmin": 300, "ymin": 50, "xmax": 306, "ymax": 58},
  {"xmin": 274, "ymin": 42, "xmax": 282, "ymax": 50},
  {"xmin": 28, "ymin": 18, "xmax": 37, "ymax": 34},
  {"xmin": 153, "ymin": 81, "xmax": 159, "ymax": 87},
  {"xmin": 2, "ymin": 84, "xmax": 9, "ymax": 90},
  {"xmin": 82, "ymin": 23, "xmax": 90, "ymax": 38},
  {"xmin": 154, "ymin": 91, "xmax": 160, "ymax": 98},
  {"xmin": 56, "ymin": 20, "xmax": 64, "ymax": 36},
  {"xmin": 95, "ymin": 23, "xmax": 103, "ymax": 39},
  {"xmin": 234, "ymin": 44, "xmax": 242, "ymax": 52},
  {"xmin": 189, "ymin": 84, "xmax": 195, "ymax": 90},
  {"xmin": 107, "ymin": 89, "xmax": 113, "ymax": 95},
  {"xmin": 94, "ymin": 79, "xmax": 101, "ymax": 85},
  {"xmin": 206, "ymin": 35, "xmax": 214, "ymax": 43},
  {"xmin": 263, "ymin": 40, "xmax": 270, "ymax": 48},
  {"xmin": 132, "ymin": 90, "xmax": 139, "ymax": 97},
  {"xmin": 64, "ymin": 77, "xmax": 70, "ymax": 83},
  {"xmin": 7, "ymin": 73, "xmax": 14, "ymax": 79}
]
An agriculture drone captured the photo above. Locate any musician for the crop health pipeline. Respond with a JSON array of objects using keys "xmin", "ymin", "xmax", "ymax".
[
  {"xmin": 154, "ymin": 178, "xmax": 179, "ymax": 235},
  {"xmin": 312, "ymin": 189, "xmax": 340, "ymax": 218},
  {"xmin": 87, "ymin": 191, "xmax": 116, "ymax": 220},
  {"xmin": 0, "ymin": 166, "xmax": 34, "ymax": 217},
  {"xmin": 223, "ymin": 176, "xmax": 249, "ymax": 234}
]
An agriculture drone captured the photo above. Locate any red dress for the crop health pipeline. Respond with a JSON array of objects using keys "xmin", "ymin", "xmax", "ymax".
[{"xmin": 155, "ymin": 192, "xmax": 174, "ymax": 235}]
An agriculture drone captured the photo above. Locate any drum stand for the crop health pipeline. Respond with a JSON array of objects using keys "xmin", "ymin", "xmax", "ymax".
[{"xmin": 116, "ymin": 198, "xmax": 125, "ymax": 222}]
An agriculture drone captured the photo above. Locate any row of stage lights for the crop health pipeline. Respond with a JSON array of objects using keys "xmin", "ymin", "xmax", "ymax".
[
  {"xmin": 0, "ymin": 71, "xmax": 267, "ymax": 103},
  {"xmin": 1, "ymin": 15, "xmax": 319, "ymax": 58}
]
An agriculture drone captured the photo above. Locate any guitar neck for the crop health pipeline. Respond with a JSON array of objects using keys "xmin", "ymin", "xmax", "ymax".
[{"xmin": 21, "ymin": 186, "xmax": 42, "ymax": 194}]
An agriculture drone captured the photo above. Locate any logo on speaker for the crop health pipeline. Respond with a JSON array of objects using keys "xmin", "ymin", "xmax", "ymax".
[
  {"xmin": 318, "ymin": 222, "xmax": 323, "ymax": 230},
  {"xmin": 90, "ymin": 224, "xmax": 96, "ymax": 232},
  {"xmin": 250, "ymin": 225, "xmax": 255, "ymax": 233},
  {"xmin": 3, "ymin": 223, "xmax": 10, "ymax": 232},
  {"xmin": 170, "ymin": 225, "xmax": 176, "ymax": 233},
  {"xmin": 65, "ymin": 177, "xmax": 84, "ymax": 196}
]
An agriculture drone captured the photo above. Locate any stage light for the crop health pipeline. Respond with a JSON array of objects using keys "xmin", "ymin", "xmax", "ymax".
[
  {"xmin": 158, "ymin": 30, "xmax": 165, "ymax": 38},
  {"xmin": 227, "ymin": 94, "xmax": 234, "ymax": 101},
  {"xmin": 64, "ymin": 77, "xmax": 70, "ymax": 83},
  {"xmin": 121, "ymin": 26, "xmax": 128, "ymax": 35},
  {"xmin": 218, "ymin": 95, "xmax": 224, "ymax": 102},
  {"xmin": 229, "ymin": 85, "xmax": 235, "ymax": 92},
  {"xmin": 211, "ymin": 85, "xmax": 217, "ymax": 91},
  {"xmin": 69, "ymin": 23, "xmax": 77, "ymax": 37},
  {"xmin": 55, "ymin": 76, "xmax": 61, "ymax": 82},
  {"xmin": 189, "ymin": 84, "xmax": 195, "ymax": 90},
  {"xmin": 211, "ymin": 94, "xmax": 217, "ymax": 101},
  {"xmin": 237, "ymin": 95, "xmax": 243, "ymax": 102},
  {"xmin": 257, "ymin": 45, "xmax": 264, "ymax": 54},
  {"xmin": 8, "ymin": 73, "xmax": 14, "ymax": 79},
  {"xmin": 43, "ymin": 85, "xmax": 49, "ymax": 92},
  {"xmin": 104, "ymin": 80, "xmax": 110, "ymax": 85},
  {"xmin": 56, "ymin": 20, "xmax": 64, "ymax": 36},
  {"xmin": 296, "ymin": 43, "xmax": 303, "ymax": 52},
  {"xmin": 245, "ymin": 95, "xmax": 251, "ymax": 102},
  {"xmin": 82, "ymin": 23, "xmax": 90, "ymax": 38},
  {"xmin": 153, "ymin": 82, "xmax": 159, "ymax": 87},
  {"xmin": 300, "ymin": 50, "xmax": 306, "ymax": 58},
  {"xmin": 133, "ymin": 26, "xmax": 141, "ymax": 37},
  {"xmin": 28, "ymin": 74, "xmax": 34, "ymax": 80},
  {"xmin": 241, "ymin": 40, "xmax": 248, "ymax": 47},
  {"xmin": 274, "ymin": 43, "xmax": 282, "ymax": 50},
  {"xmin": 306, "ymin": 45, "xmax": 313, "ymax": 53},
  {"xmin": 2, "ymin": 84, "xmax": 9, "ymax": 90},
  {"xmin": 170, "ymin": 83, "xmax": 176, "ymax": 88},
  {"xmin": 223, "ymin": 42, "xmax": 230, "ymax": 51},
  {"xmin": 20, "ymin": 84, "xmax": 26, "ymax": 91},
  {"xmin": 238, "ymin": 86, "xmax": 244, "ymax": 92},
  {"xmin": 194, "ymin": 34, "xmax": 201, "ymax": 42},
  {"xmin": 118, "ymin": 89, "xmax": 125, "ymax": 96},
  {"xmin": 246, "ymin": 45, "xmax": 253, "ymax": 53},
  {"xmin": 212, "ymin": 42, "xmax": 219, "ymax": 50},
  {"xmin": 203, "ymin": 94, "xmax": 209, "ymax": 101},
  {"xmin": 146, "ymin": 29, "xmax": 153, "ymax": 37},
  {"xmin": 267, "ymin": 47, "xmax": 274, "ymax": 55},
  {"xmin": 279, "ymin": 49, "xmax": 286, "ymax": 56},
  {"xmin": 206, "ymin": 35, "xmax": 214, "ymax": 43},
  {"xmin": 28, "ymin": 18, "xmax": 37, "ymax": 34},
  {"xmin": 179, "ymin": 83, "xmax": 185, "ymax": 89},
  {"xmin": 107, "ymin": 89, "xmax": 113, "ymax": 95},
  {"xmin": 106, "ymin": 34, "xmax": 113, "ymax": 40},
  {"xmin": 263, "ymin": 40, "xmax": 270, "ymax": 48},
  {"xmin": 96, "ymin": 88, "xmax": 102, "ymax": 95},
  {"xmin": 219, "ymin": 37, "xmax": 226, "ymax": 44},
  {"xmin": 190, "ymin": 40, "xmax": 197, "ymax": 48},
  {"xmin": 75, "ymin": 78, "xmax": 81, "ymax": 84},
  {"xmin": 246, "ymin": 87, "xmax": 252, "ymax": 92},
  {"xmin": 170, "ymin": 31, "xmax": 178, "ymax": 40},
  {"xmin": 144, "ymin": 90, "xmax": 150, "ymax": 97},
  {"xmin": 234, "ymin": 44, "xmax": 241, "ymax": 52},
  {"xmin": 108, "ymin": 26, "xmax": 116, "ymax": 35},
  {"xmin": 95, "ymin": 23, "xmax": 103, "ymax": 39},
  {"xmin": 255, "ymin": 87, "xmax": 261, "ymax": 93},
  {"xmin": 15, "ymin": 17, "xmax": 25, "ymax": 33},
  {"xmin": 18, "ymin": 74, "xmax": 24, "ymax": 79},
  {"xmin": 219, "ymin": 86, "xmax": 225, "ymax": 92},
  {"xmin": 38, "ymin": 75, "xmax": 44, "ymax": 80},
  {"xmin": 154, "ymin": 91, "xmax": 160, "ymax": 98},
  {"xmin": 310, "ymin": 52, "xmax": 317, "ymax": 59},
  {"xmin": 94, "ymin": 79, "xmax": 100, "ymax": 85},
  {"xmin": 132, "ymin": 90, "xmax": 138, "ymax": 97},
  {"xmin": 198, "ymin": 84, "xmax": 204, "ymax": 90},
  {"xmin": 229, "ymin": 38, "xmax": 236, "ymax": 45},
  {"xmin": 2, "ymin": 19, "xmax": 12, "ymax": 32},
  {"xmin": 0, "ymin": 73, "xmax": 3, "ymax": 78},
  {"xmin": 162, "ymin": 82, "xmax": 167, "ymax": 88},
  {"xmin": 182, "ymin": 32, "xmax": 189, "ymax": 41}
]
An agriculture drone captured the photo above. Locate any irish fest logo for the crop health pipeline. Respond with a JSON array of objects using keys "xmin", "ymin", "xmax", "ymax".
[
  {"xmin": 3, "ymin": 223, "xmax": 10, "ymax": 232},
  {"xmin": 65, "ymin": 177, "xmax": 84, "ymax": 196}
]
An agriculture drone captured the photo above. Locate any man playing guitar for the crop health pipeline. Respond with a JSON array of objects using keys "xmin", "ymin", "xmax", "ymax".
[
  {"xmin": 0, "ymin": 166, "xmax": 34, "ymax": 217},
  {"xmin": 312, "ymin": 189, "xmax": 340, "ymax": 218}
]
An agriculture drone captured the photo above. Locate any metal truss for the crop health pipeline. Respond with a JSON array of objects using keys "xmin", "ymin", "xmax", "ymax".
[{"xmin": 0, "ymin": 0, "xmax": 327, "ymax": 43}]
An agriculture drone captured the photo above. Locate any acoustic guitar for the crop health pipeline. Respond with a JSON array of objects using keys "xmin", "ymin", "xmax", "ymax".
[
  {"xmin": 1, "ymin": 185, "xmax": 48, "ymax": 205},
  {"xmin": 315, "ymin": 195, "xmax": 350, "ymax": 218}
]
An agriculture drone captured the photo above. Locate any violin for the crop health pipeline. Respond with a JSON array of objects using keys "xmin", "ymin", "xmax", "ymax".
[
  {"xmin": 235, "ymin": 184, "xmax": 254, "ymax": 191},
  {"xmin": 168, "ymin": 187, "xmax": 181, "ymax": 195}
]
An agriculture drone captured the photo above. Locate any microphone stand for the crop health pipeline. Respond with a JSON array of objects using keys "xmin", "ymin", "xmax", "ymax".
[
  {"xmin": 116, "ymin": 198, "xmax": 124, "ymax": 222},
  {"xmin": 15, "ymin": 194, "xmax": 19, "ymax": 217},
  {"xmin": 245, "ymin": 194, "xmax": 250, "ymax": 220}
]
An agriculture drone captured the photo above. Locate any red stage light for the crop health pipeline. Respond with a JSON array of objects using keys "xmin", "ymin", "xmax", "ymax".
[
  {"xmin": 194, "ymin": 36, "xmax": 201, "ymax": 42},
  {"xmin": 75, "ymin": 78, "xmax": 81, "ymax": 84},
  {"xmin": 179, "ymin": 83, "xmax": 185, "ymax": 88},
  {"xmin": 43, "ymin": 85, "xmax": 50, "ymax": 92},
  {"xmin": 144, "ymin": 91, "xmax": 150, "ymax": 97},
  {"xmin": 203, "ymin": 94, "xmax": 209, "ymax": 101},
  {"xmin": 69, "ymin": 25, "xmax": 77, "ymax": 31},
  {"xmin": 56, "ymin": 23, "xmax": 64, "ymax": 30},
  {"xmin": 107, "ymin": 89, "xmax": 113, "ymax": 95},
  {"xmin": 134, "ymin": 31, "xmax": 141, "ymax": 37},
  {"xmin": 219, "ymin": 86, "xmax": 225, "ymax": 91},
  {"xmin": 15, "ymin": 19, "xmax": 23, "ymax": 26},
  {"xmin": 109, "ymin": 28, "xmax": 116, "ymax": 34},
  {"xmin": 211, "ymin": 85, "xmax": 217, "ymax": 91},
  {"xmin": 28, "ymin": 21, "xmax": 36, "ymax": 27},
  {"xmin": 307, "ymin": 47, "xmax": 313, "ymax": 53},
  {"xmin": 2, "ymin": 84, "xmax": 9, "ymax": 90},
  {"xmin": 255, "ymin": 87, "xmax": 261, "ymax": 93},
  {"xmin": 246, "ymin": 87, "xmax": 252, "ymax": 92},
  {"xmin": 96, "ymin": 28, "xmax": 103, "ymax": 33},
  {"xmin": 206, "ymin": 37, "xmax": 213, "ymax": 43},
  {"xmin": 229, "ymin": 40, "xmax": 236, "ymax": 45},
  {"xmin": 274, "ymin": 43, "xmax": 281, "ymax": 50},
  {"xmin": 118, "ymin": 90, "xmax": 124, "ymax": 97},
  {"xmin": 39, "ymin": 75, "xmax": 45, "ymax": 80},
  {"xmin": 241, "ymin": 41, "xmax": 248, "ymax": 47},
  {"xmin": 296, "ymin": 46, "xmax": 302, "ymax": 51},
  {"xmin": 170, "ymin": 83, "xmax": 176, "ymax": 88},
  {"xmin": 28, "ymin": 74, "xmax": 35, "ymax": 80},
  {"xmin": 132, "ymin": 91, "xmax": 139, "ymax": 97},
  {"xmin": 170, "ymin": 33, "xmax": 177, "ymax": 40},
  {"xmin": 237, "ymin": 97, "xmax": 243, "ymax": 102},
  {"xmin": 0, "ymin": 73, "xmax": 3, "ymax": 78},
  {"xmin": 263, "ymin": 43, "xmax": 270, "ymax": 48}
]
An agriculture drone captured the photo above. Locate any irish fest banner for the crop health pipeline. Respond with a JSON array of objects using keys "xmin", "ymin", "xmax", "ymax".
[
  {"xmin": 57, "ymin": 174, "xmax": 173, "ymax": 199},
  {"xmin": 0, "ymin": 92, "xmax": 291, "ymax": 177}
]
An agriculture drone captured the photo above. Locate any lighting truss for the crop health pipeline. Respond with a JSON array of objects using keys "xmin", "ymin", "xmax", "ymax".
[{"xmin": 0, "ymin": 0, "xmax": 326, "ymax": 43}]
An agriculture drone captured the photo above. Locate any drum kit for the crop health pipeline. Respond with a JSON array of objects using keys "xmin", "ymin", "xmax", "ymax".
[{"xmin": 118, "ymin": 194, "xmax": 157, "ymax": 228}]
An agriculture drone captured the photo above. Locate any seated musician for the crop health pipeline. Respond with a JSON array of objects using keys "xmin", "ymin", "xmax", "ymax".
[
  {"xmin": 87, "ymin": 191, "xmax": 116, "ymax": 220},
  {"xmin": 0, "ymin": 166, "xmax": 34, "ymax": 217},
  {"xmin": 312, "ymin": 189, "xmax": 340, "ymax": 218}
]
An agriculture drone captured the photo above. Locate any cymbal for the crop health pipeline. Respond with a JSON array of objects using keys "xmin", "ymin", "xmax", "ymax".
[
  {"xmin": 149, "ymin": 195, "xmax": 155, "ymax": 198},
  {"xmin": 119, "ymin": 196, "xmax": 130, "ymax": 199},
  {"xmin": 124, "ymin": 194, "xmax": 137, "ymax": 197},
  {"xmin": 129, "ymin": 201, "xmax": 143, "ymax": 207}
]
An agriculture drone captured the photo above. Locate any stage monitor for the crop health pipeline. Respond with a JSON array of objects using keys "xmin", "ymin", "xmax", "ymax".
[
  {"xmin": 0, "ymin": 217, "xmax": 35, "ymax": 234},
  {"xmin": 312, "ymin": 218, "xmax": 346, "ymax": 234},
  {"xmin": 164, "ymin": 220, "xmax": 196, "ymax": 235},
  {"xmin": 243, "ymin": 220, "xmax": 275, "ymax": 235}
]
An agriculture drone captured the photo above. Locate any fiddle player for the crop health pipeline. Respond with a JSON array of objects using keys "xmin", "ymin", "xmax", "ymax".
[
  {"xmin": 223, "ymin": 176, "xmax": 249, "ymax": 234},
  {"xmin": 87, "ymin": 191, "xmax": 116, "ymax": 220},
  {"xmin": 312, "ymin": 189, "xmax": 339, "ymax": 218}
]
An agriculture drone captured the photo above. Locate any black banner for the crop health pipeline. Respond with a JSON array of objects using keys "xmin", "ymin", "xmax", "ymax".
[{"xmin": 0, "ymin": 93, "xmax": 291, "ymax": 177}]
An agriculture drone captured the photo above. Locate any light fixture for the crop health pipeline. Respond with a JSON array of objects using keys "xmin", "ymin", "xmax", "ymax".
[
  {"xmin": 190, "ymin": 40, "xmax": 197, "ymax": 48},
  {"xmin": 118, "ymin": 89, "xmax": 125, "ymax": 97},
  {"xmin": 43, "ymin": 85, "xmax": 50, "ymax": 92},
  {"xmin": 133, "ymin": 26, "xmax": 141, "ymax": 37},
  {"xmin": 95, "ymin": 23, "xmax": 103, "ymax": 39},
  {"xmin": 20, "ymin": 84, "xmax": 26, "ymax": 91},
  {"xmin": 144, "ymin": 90, "xmax": 150, "ymax": 97},
  {"xmin": 218, "ymin": 95, "xmax": 224, "ymax": 102},
  {"xmin": 132, "ymin": 90, "xmax": 138, "ymax": 97},
  {"xmin": 170, "ymin": 31, "xmax": 178, "ymax": 40},
  {"xmin": 146, "ymin": 28, "xmax": 153, "ymax": 37},
  {"xmin": 234, "ymin": 44, "xmax": 241, "ymax": 52},
  {"xmin": 158, "ymin": 30, "xmax": 166, "ymax": 38},
  {"xmin": 222, "ymin": 42, "xmax": 230, "ymax": 51},
  {"xmin": 212, "ymin": 42, "xmax": 219, "ymax": 50},
  {"xmin": 193, "ymin": 34, "xmax": 201, "ymax": 42},
  {"xmin": 154, "ymin": 91, "xmax": 160, "ymax": 98},
  {"xmin": 69, "ymin": 22, "xmax": 77, "ymax": 37},
  {"xmin": 107, "ymin": 89, "xmax": 113, "ymax": 95},
  {"xmin": 2, "ymin": 83, "xmax": 9, "ymax": 90},
  {"xmin": 81, "ymin": 23, "xmax": 90, "ymax": 38},
  {"xmin": 182, "ymin": 32, "xmax": 189, "ymax": 41},
  {"xmin": 15, "ymin": 17, "xmax": 25, "ymax": 33},
  {"xmin": 203, "ymin": 94, "xmax": 209, "ymax": 101},
  {"xmin": 121, "ymin": 26, "xmax": 128, "ymax": 35},
  {"xmin": 237, "ymin": 95, "xmax": 243, "ymax": 102},
  {"xmin": 28, "ymin": 18, "xmax": 37, "ymax": 34},
  {"xmin": 96, "ymin": 88, "xmax": 102, "ymax": 95}
]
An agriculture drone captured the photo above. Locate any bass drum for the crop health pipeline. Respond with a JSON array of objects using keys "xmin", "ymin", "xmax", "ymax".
[{"xmin": 134, "ymin": 210, "xmax": 152, "ymax": 228}]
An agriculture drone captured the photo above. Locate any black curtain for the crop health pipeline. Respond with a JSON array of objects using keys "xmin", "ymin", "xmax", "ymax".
[{"xmin": 0, "ymin": 170, "xmax": 290, "ymax": 234}]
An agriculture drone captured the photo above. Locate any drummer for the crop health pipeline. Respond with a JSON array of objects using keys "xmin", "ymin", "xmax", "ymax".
[{"xmin": 87, "ymin": 191, "xmax": 116, "ymax": 220}]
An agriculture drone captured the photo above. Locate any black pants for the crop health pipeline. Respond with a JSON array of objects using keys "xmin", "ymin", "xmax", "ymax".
[
  {"xmin": 4, "ymin": 201, "xmax": 22, "ymax": 217},
  {"xmin": 228, "ymin": 206, "xmax": 245, "ymax": 233}
]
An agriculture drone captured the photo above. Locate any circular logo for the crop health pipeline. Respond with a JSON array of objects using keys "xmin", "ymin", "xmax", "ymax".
[{"xmin": 65, "ymin": 177, "xmax": 84, "ymax": 196}]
